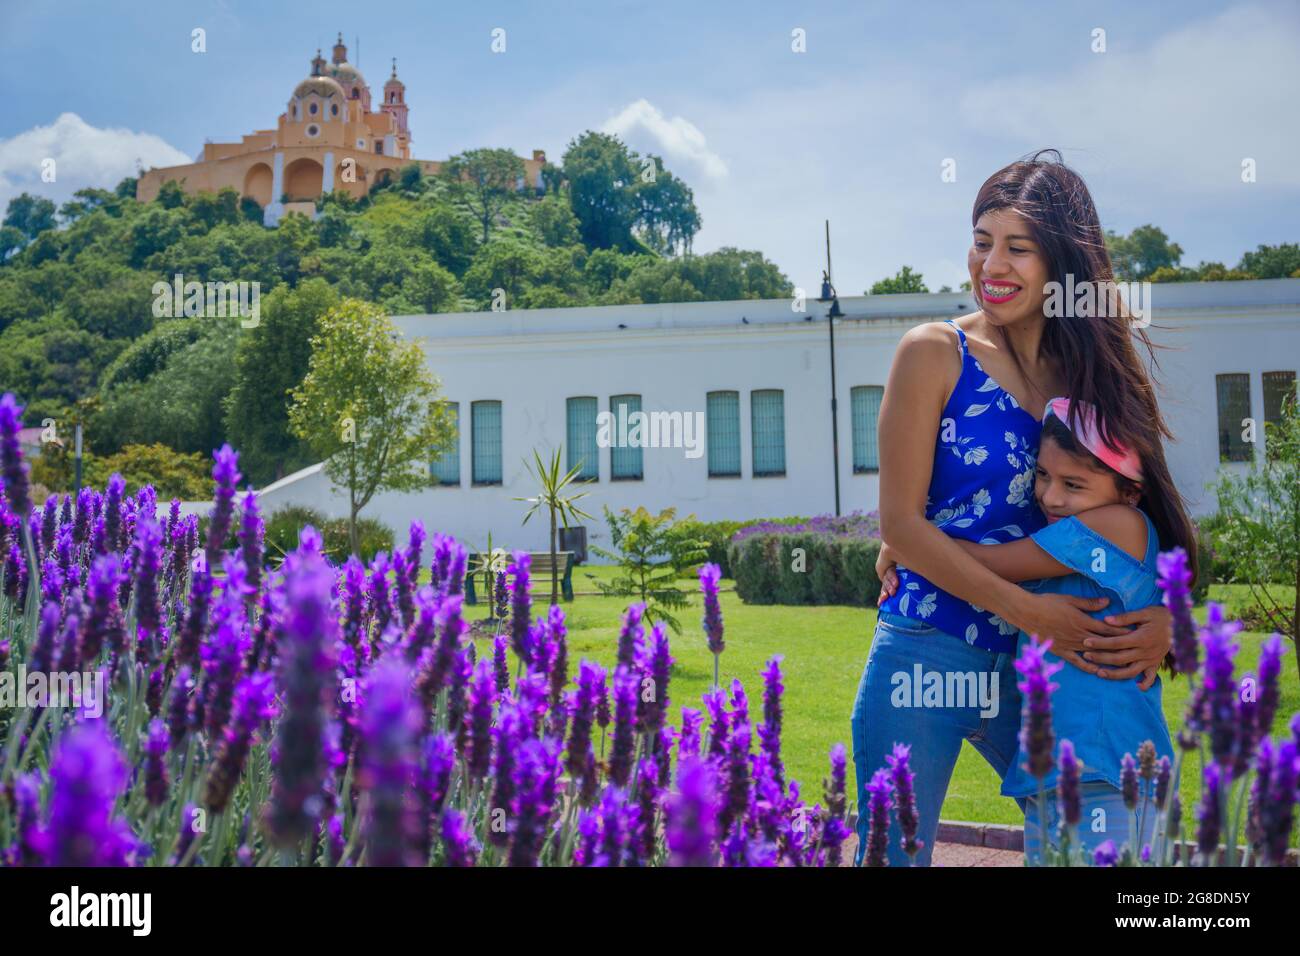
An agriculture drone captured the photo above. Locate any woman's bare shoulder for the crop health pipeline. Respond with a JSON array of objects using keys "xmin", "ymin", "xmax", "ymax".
[{"xmin": 893, "ymin": 320, "xmax": 964, "ymax": 381}]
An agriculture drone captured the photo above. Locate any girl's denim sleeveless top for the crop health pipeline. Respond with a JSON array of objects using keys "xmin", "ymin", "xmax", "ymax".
[
  {"xmin": 877, "ymin": 320, "xmax": 1045, "ymax": 652},
  {"xmin": 1001, "ymin": 508, "xmax": 1172, "ymax": 797}
]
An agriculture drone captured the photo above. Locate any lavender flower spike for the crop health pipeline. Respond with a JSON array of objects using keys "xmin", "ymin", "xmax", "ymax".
[
  {"xmin": 1155, "ymin": 547, "xmax": 1198, "ymax": 674},
  {"xmin": 1015, "ymin": 636, "xmax": 1063, "ymax": 780},
  {"xmin": 46, "ymin": 721, "xmax": 134, "ymax": 866},
  {"xmin": 0, "ymin": 393, "xmax": 32, "ymax": 520},
  {"xmin": 863, "ymin": 768, "xmax": 894, "ymax": 868}
]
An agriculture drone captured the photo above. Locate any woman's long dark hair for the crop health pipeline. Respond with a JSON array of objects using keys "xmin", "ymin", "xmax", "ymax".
[{"xmin": 973, "ymin": 149, "xmax": 1198, "ymax": 580}]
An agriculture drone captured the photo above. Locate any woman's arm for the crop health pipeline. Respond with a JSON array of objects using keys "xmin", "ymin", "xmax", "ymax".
[{"xmin": 876, "ymin": 323, "xmax": 1126, "ymax": 656}]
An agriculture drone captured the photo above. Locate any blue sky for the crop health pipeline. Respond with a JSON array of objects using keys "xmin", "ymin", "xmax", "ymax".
[{"xmin": 2, "ymin": 0, "xmax": 1297, "ymax": 293}]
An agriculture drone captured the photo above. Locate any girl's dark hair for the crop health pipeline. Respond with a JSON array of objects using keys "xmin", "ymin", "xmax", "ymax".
[{"xmin": 974, "ymin": 149, "xmax": 1198, "ymax": 580}]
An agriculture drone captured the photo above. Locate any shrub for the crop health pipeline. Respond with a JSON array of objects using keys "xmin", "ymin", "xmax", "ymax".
[
  {"xmin": 730, "ymin": 529, "xmax": 882, "ymax": 607},
  {"xmin": 263, "ymin": 504, "xmax": 393, "ymax": 565},
  {"xmin": 678, "ymin": 515, "xmax": 807, "ymax": 577}
]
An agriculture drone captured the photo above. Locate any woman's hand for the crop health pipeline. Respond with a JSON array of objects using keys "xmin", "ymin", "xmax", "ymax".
[
  {"xmin": 876, "ymin": 543, "xmax": 901, "ymax": 605},
  {"xmin": 1082, "ymin": 605, "xmax": 1173, "ymax": 690},
  {"xmin": 1012, "ymin": 592, "xmax": 1129, "ymax": 665}
]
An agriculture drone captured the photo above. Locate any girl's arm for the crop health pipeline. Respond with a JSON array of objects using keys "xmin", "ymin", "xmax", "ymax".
[
  {"xmin": 950, "ymin": 538, "xmax": 1070, "ymax": 583},
  {"xmin": 876, "ymin": 323, "xmax": 1126, "ymax": 656},
  {"xmin": 950, "ymin": 504, "xmax": 1148, "ymax": 583}
]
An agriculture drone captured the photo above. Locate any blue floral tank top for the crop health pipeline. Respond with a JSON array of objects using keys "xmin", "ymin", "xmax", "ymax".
[{"xmin": 877, "ymin": 320, "xmax": 1045, "ymax": 652}]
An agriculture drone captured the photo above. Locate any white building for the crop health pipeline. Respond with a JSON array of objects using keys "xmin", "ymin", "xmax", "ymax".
[{"xmin": 256, "ymin": 278, "xmax": 1300, "ymax": 553}]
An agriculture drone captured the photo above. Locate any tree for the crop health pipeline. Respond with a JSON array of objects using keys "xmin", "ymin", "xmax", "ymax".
[
  {"xmin": 561, "ymin": 132, "xmax": 638, "ymax": 250},
  {"xmin": 514, "ymin": 448, "xmax": 593, "ymax": 606},
  {"xmin": 440, "ymin": 148, "xmax": 526, "ymax": 244},
  {"xmin": 1237, "ymin": 243, "xmax": 1300, "ymax": 279},
  {"xmin": 588, "ymin": 506, "xmax": 708, "ymax": 634},
  {"xmin": 1105, "ymin": 224, "xmax": 1183, "ymax": 281},
  {"xmin": 225, "ymin": 279, "xmax": 340, "ymax": 484},
  {"xmin": 868, "ymin": 265, "xmax": 929, "ymax": 295},
  {"xmin": 4, "ymin": 193, "xmax": 57, "ymax": 239},
  {"xmin": 529, "ymin": 195, "xmax": 581, "ymax": 248},
  {"xmin": 1211, "ymin": 392, "xmax": 1300, "ymax": 674},
  {"xmin": 288, "ymin": 299, "xmax": 456, "ymax": 554},
  {"xmin": 631, "ymin": 156, "xmax": 700, "ymax": 254}
]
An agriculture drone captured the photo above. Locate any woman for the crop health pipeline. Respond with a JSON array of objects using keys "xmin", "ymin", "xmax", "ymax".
[{"xmin": 852, "ymin": 150, "xmax": 1175, "ymax": 866}]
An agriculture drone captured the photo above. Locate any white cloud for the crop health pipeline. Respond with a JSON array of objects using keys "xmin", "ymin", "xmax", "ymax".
[
  {"xmin": 601, "ymin": 98, "xmax": 729, "ymax": 181},
  {"xmin": 956, "ymin": 2, "xmax": 1300, "ymax": 191},
  {"xmin": 0, "ymin": 112, "xmax": 191, "ymax": 212}
]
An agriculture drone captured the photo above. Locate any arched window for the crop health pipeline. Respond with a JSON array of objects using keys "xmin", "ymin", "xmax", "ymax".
[
  {"xmin": 331, "ymin": 103, "xmax": 338, "ymax": 116},
  {"xmin": 309, "ymin": 102, "xmax": 318, "ymax": 115}
]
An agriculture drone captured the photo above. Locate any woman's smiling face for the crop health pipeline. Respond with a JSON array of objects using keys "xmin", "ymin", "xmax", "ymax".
[{"xmin": 968, "ymin": 208, "xmax": 1052, "ymax": 325}]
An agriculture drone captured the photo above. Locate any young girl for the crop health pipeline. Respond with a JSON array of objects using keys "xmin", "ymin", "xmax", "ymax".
[{"xmin": 879, "ymin": 395, "xmax": 1198, "ymax": 863}]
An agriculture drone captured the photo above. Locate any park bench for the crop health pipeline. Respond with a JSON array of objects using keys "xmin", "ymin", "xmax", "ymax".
[{"xmin": 464, "ymin": 550, "xmax": 574, "ymax": 604}]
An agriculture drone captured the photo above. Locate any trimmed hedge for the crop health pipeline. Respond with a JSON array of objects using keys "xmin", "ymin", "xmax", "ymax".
[
  {"xmin": 677, "ymin": 515, "xmax": 807, "ymax": 577},
  {"xmin": 729, "ymin": 532, "xmax": 882, "ymax": 607},
  {"xmin": 263, "ymin": 505, "xmax": 394, "ymax": 565}
]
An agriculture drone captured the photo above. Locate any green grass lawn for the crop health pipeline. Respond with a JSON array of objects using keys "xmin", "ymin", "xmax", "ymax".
[{"xmin": 459, "ymin": 569, "xmax": 1299, "ymax": 830}]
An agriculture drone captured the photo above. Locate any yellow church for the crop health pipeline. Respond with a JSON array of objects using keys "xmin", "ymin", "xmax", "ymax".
[{"xmin": 136, "ymin": 34, "xmax": 547, "ymax": 226}]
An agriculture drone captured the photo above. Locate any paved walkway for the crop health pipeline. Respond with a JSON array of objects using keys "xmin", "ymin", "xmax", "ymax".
[{"xmin": 840, "ymin": 833, "xmax": 1024, "ymax": 867}]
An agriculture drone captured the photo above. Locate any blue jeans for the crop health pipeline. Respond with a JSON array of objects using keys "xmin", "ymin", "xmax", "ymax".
[
  {"xmin": 850, "ymin": 611, "xmax": 1022, "ymax": 866},
  {"xmin": 1022, "ymin": 780, "xmax": 1157, "ymax": 865}
]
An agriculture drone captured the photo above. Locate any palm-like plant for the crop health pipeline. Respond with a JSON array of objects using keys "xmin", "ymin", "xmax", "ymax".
[{"xmin": 514, "ymin": 448, "xmax": 593, "ymax": 606}]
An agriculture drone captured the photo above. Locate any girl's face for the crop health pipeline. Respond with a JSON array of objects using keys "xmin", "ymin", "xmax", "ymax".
[
  {"xmin": 1034, "ymin": 435, "xmax": 1139, "ymax": 523},
  {"xmin": 968, "ymin": 208, "xmax": 1052, "ymax": 326}
]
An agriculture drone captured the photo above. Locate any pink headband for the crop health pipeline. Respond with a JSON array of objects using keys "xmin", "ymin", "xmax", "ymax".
[{"xmin": 1043, "ymin": 397, "xmax": 1144, "ymax": 483}]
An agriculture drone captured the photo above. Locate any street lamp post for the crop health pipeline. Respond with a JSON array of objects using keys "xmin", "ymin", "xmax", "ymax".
[{"xmin": 816, "ymin": 220, "xmax": 844, "ymax": 517}]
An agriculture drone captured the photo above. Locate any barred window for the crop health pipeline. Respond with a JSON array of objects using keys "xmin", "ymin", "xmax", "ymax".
[
  {"xmin": 567, "ymin": 396, "xmax": 599, "ymax": 481},
  {"xmin": 1263, "ymin": 370, "xmax": 1297, "ymax": 461},
  {"xmin": 706, "ymin": 391, "xmax": 741, "ymax": 477},
  {"xmin": 751, "ymin": 389, "xmax": 786, "ymax": 477},
  {"xmin": 471, "ymin": 400, "xmax": 503, "ymax": 485},
  {"xmin": 431, "ymin": 403, "xmax": 460, "ymax": 485},
  {"xmin": 851, "ymin": 386, "xmax": 883, "ymax": 473},
  {"xmin": 1216, "ymin": 373, "xmax": 1252, "ymax": 462},
  {"xmin": 609, "ymin": 394, "xmax": 643, "ymax": 480}
]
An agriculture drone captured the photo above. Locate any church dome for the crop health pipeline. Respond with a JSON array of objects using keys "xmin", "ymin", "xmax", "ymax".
[
  {"xmin": 293, "ymin": 75, "xmax": 345, "ymax": 100},
  {"xmin": 330, "ymin": 62, "xmax": 366, "ymax": 87}
]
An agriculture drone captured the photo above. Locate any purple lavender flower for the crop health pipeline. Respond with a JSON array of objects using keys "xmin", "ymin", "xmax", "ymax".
[
  {"xmin": 204, "ymin": 672, "xmax": 276, "ymax": 814},
  {"xmin": 1156, "ymin": 547, "xmax": 1198, "ymax": 674},
  {"xmin": 704, "ymin": 686, "xmax": 730, "ymax": 760},
  {"xmin": 592, "ymin": 784, "xmax": 635, "ymax": 867},
  {"xmin": 143, "ymin": 718, "xmax": 170, "ymax": 807},
  {"xmin": 1260, "ymin": 739, "xmax": 1299, "ymax": 867},
  {"xmin": 1154, "ymin": 755, "xmax": 1172, "ymax": 810},
  {"xmin": 28, "ymin": 601, "xmax": 60, "ymax": 677},
  {"xmin": 46, "ymin": 721, "xmax": 133, "ymax": 866},
  {"xmin": 1201, "ymin": 603, "xmax": 1242, "ymax": 768},
  {"xmin": 104, "ymin": 473, "xmax": 125, "ymax": 554},
  {"xmin": 445, "ymin": 646, "xmax": 473, "ymax": 752},
  {"xmin": 493, "ymin": 569, "xmax": 509, "ymax": 622},
  {"xmin": 440, "ymin": 808, "xmax": 479, "ymax": 867},
  {"xmin": 132, "ymin": 516, "xmax": 163, "ymax": 642},
  {"xmin": 1120, "ymin": 752, "xmax": 1139, "ymax": 811},
  {"xmin": 465, "ymin": 658, "xmax": 496, "ymax": 780},
  {"xmin": 176, "ymin": 567, "xmax": 213, "ymax": 669},
  {"xmin": 0, "ymin": 393, "xmax": 32, "ymax": 520},
  {"xmin": 1196, "ymin": 762, "xmax": 1225, "ymax": 863},
  {"xmin": 822, "ymin": 743, "xmax": 850, "ymax": 867},
  {"xmin": 206, "ymin": 444, "xmax": 240, "ymax": 568},
  {"xmin": 677, "ymin": 707, "xmax": 703, "ymax": 762},
  {"xmin": 200, "ymin": 601, "xmax": 250, "ymax": 742},
  {"xmin": 1254, "ymin": 634, "xmax": 1284, "ymax": 741},
  {"xmin": 1058, "ymin": 739, "xmax": 1082, "ymax": 828},
  {"xmin": 267, "ymin": 534, "xmax": 340, "ymax": 848},
  {"xmin": 863, "ymin": 767, "xmax": 894, "ymax": 868},
  {"xmin": 167, "ymin": 666, "xmax": 196, "ymax": 748},
  {"xmin": 507, "ymin": 736, "xmax": 561, "ymax": 867},
  {"xmin": 635, "ymin": 620, "xmax": 673, "ymax": 737},
  {"xmin": 508, "ymin": 551, "xmax": 532, "ymax": 666},
  {"xmin": 566, "ymin": 660, "xmax": 604, "ymax": 804},
  {"xmin": 11, "ymin": 773, "xmax": 46, "ymax": 866},
  {"xmin": 615, "ymin": 601, "xmax": 645, "ymax": 669},
  {"xmin": 1093, "ymin": 840, "xmax": 1119, "ymax": 867},
  {"xmin": 1015, "ymin": 636, "xmax": 1063, "ymax": 780},
  {"xmin": 721, "ymin": 714, "xmax": 752, "ymax": 834},
  {"xmin": 488, "ymin": 701, "xmax": 523, "ymax": 848},
  {"xmin": 72, "ymin": 487, "xmax": 94, "ymax": 548},
  {"xmin": 3, "ymin": 541, "xmax": 26, "ymax": 604},
  {"xmin": 40, "ymin": 495, "xmax": 58, "ymax": 552},
  {"xmin": 758, "ymin": 655, "xmax": 784, "ymax": 788},
  {"xmin": 545, "ymin": 604, "xmax": 569, "ymax": 708},
  {"xmin": 608, "ymin": 664, "xmax": 638, "ymax": 788},
  {"xmin": 886, "ymin": 742, "xmax": 921, "ymax": 860},
  {"xmin": 699, "ymin": 562, "xmax": 724, "ymax": 655},
  {"xmin": 492, "ymin": 634, "xmax": 510, "ymax": 693},
  {"xmin": 421, "ymin": 733, "xmax": 456, "ymax": 821},
  {"xmin": 237, "ymin": 491, "xmax": 263, "ymax": 595},
  {"xmin": 358, "ymin": 656, "xmax": 423, "ymax": 866},
  {"xmin": 367, "ymin": 551, "xmax": 394, "ymax": 643}
]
